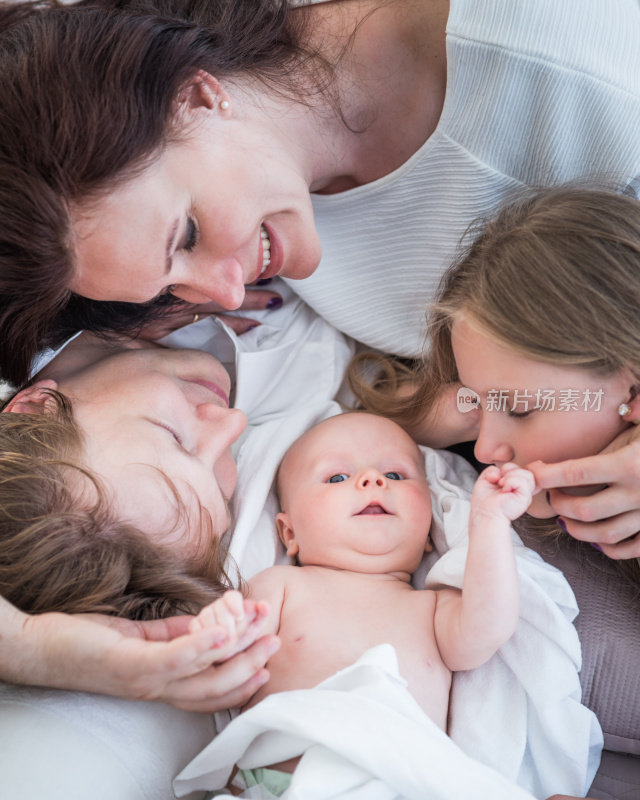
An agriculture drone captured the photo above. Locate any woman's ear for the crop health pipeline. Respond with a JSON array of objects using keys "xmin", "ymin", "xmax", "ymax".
[
  {"xmin": 2, "ymin": 379, "xmax": 59, "ymax": 415},
  {"xmin": 175, "ymin": 70, "xmax": 231, "ymax": 115},
  {"xmin": 276, "ymin": 511, "xmax": 299, "ymax": 557},
  {"xmin": 619, "ymin": 378, "xmax": 640, "ymax": 425}
]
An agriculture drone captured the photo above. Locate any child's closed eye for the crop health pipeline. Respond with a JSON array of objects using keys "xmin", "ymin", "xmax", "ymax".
[{"xmin": 507, "ymin": 409, "xmax": 534, "ymax": 419}]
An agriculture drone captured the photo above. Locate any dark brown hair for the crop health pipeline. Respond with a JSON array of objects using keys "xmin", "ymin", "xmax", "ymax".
[
  {"xmin": 0, "ymin": 0, "xmax": 319, "ymax": 385},
  {"xmin": 0, "ymin": 391, "xmax": 231, "ymax": 619}
]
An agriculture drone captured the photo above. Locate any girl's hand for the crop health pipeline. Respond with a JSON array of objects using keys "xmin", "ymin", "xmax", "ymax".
[
  {"xmin": 529, "ymin": 425, "xmax": 640, "ymax": 559},
  {"xmin": 139, "ymin": 287, "xmax": 283, "ymax": 339},
  {"xmin": 472, "ymin": 463, "xmax": 536, "ymax": 522},
  {"xmin": 5, "ymin": 601, "xmax": 279, "ymax": 712}
]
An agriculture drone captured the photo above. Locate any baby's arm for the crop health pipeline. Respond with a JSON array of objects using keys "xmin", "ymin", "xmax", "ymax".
[{"xmin": 434, "ymin": 464, "xmax": 535, "ymax": 671}]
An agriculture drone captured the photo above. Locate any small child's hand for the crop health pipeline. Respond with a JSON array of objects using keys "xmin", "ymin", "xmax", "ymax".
[
  {"xmin": 472, "ymin": 463, "xmax": 536, "ymax": 521},
  {"xmin": 189, "ymin": 590, "xmax": 271, "ymax": 663}
]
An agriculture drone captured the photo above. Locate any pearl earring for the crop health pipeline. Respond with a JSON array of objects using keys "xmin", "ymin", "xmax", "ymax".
[{"xmin": 219, "ymin": 99, "xmax": 230, "ymax": 111}]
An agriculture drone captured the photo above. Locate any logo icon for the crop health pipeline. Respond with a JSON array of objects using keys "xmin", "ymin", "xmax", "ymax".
[{"xmin": 456, "ymin": 387, "xmax": 480, "ymax": 413}]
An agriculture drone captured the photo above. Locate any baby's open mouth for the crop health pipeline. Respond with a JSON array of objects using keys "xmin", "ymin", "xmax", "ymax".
[{"xmin": 356, "ymin": 503, "xmax": 389, "ymax": 515}]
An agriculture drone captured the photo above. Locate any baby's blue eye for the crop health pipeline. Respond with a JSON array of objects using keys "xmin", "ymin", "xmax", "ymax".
[
  {"xmin": 385, "ymin": 472, "xmax": 404, "ymax": 481},
  {"xmin": 327, "ymin": 474, "xmax": 349, "ymax": 483}
]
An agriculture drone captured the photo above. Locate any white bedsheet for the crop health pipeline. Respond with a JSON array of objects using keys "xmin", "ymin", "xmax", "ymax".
[{"xmin": 163, "ymin": 284, "xmax": 602, "ymax": 799}]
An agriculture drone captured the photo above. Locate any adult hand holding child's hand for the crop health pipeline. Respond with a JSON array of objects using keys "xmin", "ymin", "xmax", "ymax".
[
  {"xmin": 4, "ymin": 596, "xmax": 278, "ymax": 713},
  {"xmin": 530, "ymin": 424, "xmax": 640, "ymax": 559}
]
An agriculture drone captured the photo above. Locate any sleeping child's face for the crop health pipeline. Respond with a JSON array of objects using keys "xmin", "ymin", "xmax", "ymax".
[{"xmin": 276, "ymin": 413, "xmax": 432, "ymax": 576}]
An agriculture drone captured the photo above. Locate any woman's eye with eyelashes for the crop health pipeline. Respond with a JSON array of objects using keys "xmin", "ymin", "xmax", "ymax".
[
  {"xmin": 327, "ymin": 473, "xmax": 349, "ymax": 483},
  {"xmin": 182, "ymin": 216, "xmax": 199, "ymax": 252},
  {"xmin": 384, "ymin": 471, "xmax": 404, "ymax": 480}
]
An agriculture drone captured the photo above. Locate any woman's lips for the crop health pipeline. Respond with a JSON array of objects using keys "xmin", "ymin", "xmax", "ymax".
[{"xmin": 253, "ymin": 222, "xmax": 282, "ymax": 282}]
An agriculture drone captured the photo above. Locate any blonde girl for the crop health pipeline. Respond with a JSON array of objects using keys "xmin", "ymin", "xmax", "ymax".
[{"xmin": 356, "ymin": 186, "xmax": 640, "ymax": 569}]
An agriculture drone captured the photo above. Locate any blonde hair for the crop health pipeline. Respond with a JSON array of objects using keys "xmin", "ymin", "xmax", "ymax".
[
  {"xmin": 352, "ymin": 185, "xmax": 640, "ymax": 424},
  {"xmin": 351, "ymin": 185, "xmax": 640, "ymax": 583},
  {"xmin": 0, "ymin": 391, "xmax": 231, "ymax": 619}
]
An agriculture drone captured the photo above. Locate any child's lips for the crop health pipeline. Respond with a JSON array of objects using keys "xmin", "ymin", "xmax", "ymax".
[{"xmin": 356, "ymin": 503, "xmax": 389, "ymax": 515}]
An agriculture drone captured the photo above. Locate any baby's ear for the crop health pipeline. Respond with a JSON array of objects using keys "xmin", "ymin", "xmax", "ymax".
[
  {"xmin": 2, "ymin": 379, "xmax": 59, "ymax": 415},
  {"xmin": 276, "ymin": 512, "xmax": 299, "ymax": 557}
]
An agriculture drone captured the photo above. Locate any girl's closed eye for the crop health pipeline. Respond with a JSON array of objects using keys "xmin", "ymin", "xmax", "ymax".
[
  {"xmin": 507, "ymin": 408, "xmax": 534, "ymax": 420},
  {"xmin": 327, "ymin": 473, "xmax": 349, "ymax": 483}
]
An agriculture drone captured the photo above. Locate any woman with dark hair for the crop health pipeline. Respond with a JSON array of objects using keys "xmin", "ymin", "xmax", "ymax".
[
  {"xmin": 1, "ymin": 0, "xmax": 639, "ymax": 552},
  {"xmin": 0, "ymin": 0, "xmax": 638, "ymax": 384},
  {"xmin": 0, "ymin": 0, "xmax": 639, "ymax": 702}
]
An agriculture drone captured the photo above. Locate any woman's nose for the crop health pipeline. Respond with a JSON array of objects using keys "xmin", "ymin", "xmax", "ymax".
[
  {"xmin": 171, "ymin": 257, "xmax": 247, "ymax": 309},
  {"xmin": 473, "ymin": 421, "xmax": 515, "ymax": 466},
  {"xmin": 196, "ymin": 404, "xmax": 247, "ymax": 457},
  {"xmin": 356, "ymin": 468, "xmax": 387, "ymax": 489}
]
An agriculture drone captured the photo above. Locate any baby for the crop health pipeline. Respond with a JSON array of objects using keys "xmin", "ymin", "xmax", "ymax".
[{"xmin": 195, "ymin": 411, "xmax": 534, "ymax": 783}]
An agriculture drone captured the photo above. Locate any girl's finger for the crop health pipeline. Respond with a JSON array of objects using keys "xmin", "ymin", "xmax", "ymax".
[
  {"xmin": 601, "ymin": 532, "xmax": 640, "ymax": 560},
  {"xmin": 529, "ymin": 450, "xmax": 632, "ymax": 490},
  {"xmin": 555, "ymin": 507, "xmax": 640, "ymax": 546},
  {"xmin": 548, "ymin": 484, "xmax": 639, "ymax": 527}
]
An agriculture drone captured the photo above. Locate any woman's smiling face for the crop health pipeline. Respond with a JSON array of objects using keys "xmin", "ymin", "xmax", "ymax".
[
  {"xmin": 58, "ymin": 345, "xmax": 247, "ymax": 556},
  {"xmin": 70, "ymin": 77, "xmax": 321, "ymax": 310},
  {"xmin": 451, "ymin": 316, "xmax": 633, "ymax": 518}
]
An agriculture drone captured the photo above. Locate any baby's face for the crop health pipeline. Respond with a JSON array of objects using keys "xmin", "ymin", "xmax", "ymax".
[{"xmin": 277, "ymin": 413, "xmax": 432, "ymax": 575}]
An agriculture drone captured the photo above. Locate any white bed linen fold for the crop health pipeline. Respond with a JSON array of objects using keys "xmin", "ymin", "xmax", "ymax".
[{"xmin": 174, "ymin": 645, "xmax": 538, "ymax": 800}]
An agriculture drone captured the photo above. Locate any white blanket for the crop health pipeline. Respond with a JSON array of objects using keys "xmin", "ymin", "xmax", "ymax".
[
  {"xmin": 174, "ymin": 645, "xmax": 538, "ymax": 800},
  {"xmin": 163, "ymin": 284, "xmax": 602, "ymax": 799}
]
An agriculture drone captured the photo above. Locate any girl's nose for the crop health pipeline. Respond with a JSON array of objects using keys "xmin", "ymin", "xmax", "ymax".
[
  {"xmin": 473, "ymin": 423, "xmax": 515, "ymax": 466},
  {"xmin": 356, "ymin": 468, "xmax": 387, "ymax": 489}
]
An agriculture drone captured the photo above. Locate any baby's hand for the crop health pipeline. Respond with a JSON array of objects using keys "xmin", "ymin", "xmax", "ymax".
[
  {"xmin": 189, "ymin": 590, "xmax": 270, "ymax": 663},
  {"xmin": 472, "ymin": 463, "xmax": 536, "ymax": 521}
]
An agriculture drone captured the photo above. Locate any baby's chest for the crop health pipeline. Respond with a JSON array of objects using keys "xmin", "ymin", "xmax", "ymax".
[{"xmin": 280, "ymin": 577, "xmax": 438, "ymax": 663}]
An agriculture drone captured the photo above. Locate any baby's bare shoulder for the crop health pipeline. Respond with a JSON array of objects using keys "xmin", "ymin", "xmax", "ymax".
[{"xmin": 249, "ymin": 564, "xmax": 299, "ymax": 592}]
